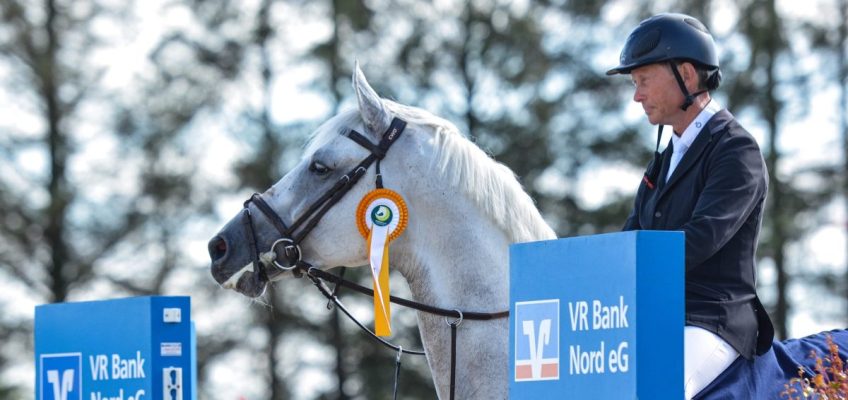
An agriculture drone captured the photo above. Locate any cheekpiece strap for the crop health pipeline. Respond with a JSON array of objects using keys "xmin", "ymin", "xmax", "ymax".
[{"xmin": 249, "ymin": 193, "xmax": 291, "ymax": 237}]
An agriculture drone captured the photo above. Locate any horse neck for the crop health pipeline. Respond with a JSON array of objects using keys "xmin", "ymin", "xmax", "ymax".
[
  {"xmin": 379, "ymin": 129, "xmax": 546, "ymax": 397},
  {"xmin": 392, "ymin": 185, "xmax": 512, "ymax": 398},
  {"xmin": 397, "ymin": 193, "xmax": 511, "ymax": 315}
]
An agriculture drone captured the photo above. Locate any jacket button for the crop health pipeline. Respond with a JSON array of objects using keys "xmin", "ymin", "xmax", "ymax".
[{"xmin": 654, "ymin": 211, "xmax": 662, "ymax": 218}]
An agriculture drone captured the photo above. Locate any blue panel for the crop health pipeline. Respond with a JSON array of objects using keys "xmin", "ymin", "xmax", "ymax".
[
  {"xmin": 35, "ymin": 296, "xmax": 194, "ymax": 400},
  {"xmin": 190, "ymin": 323, "xmax": 197, "ymax": 400},
  {"xmin": 510, "ymin": 231, "xmax": 683, "ymax": 399},
  {"xmin": 636, "ymin": 231, "xmax": 684, "ymax": 400},
  {"xmin": 151, "ymin": 296, "xmax": 193, "ymax": 400}
]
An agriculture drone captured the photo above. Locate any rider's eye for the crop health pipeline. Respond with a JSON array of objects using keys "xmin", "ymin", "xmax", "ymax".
[{"xmin": 309, "ymin": 160, "xmax": 331, "ymax": 175}]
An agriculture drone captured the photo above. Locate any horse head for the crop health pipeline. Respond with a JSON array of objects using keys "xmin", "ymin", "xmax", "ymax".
[{"xmin": 207, "ymin": 64, "xmax": 414, "ymax": 297}]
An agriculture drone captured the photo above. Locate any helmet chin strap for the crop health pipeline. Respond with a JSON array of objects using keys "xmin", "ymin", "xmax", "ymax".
[
  {"xmin": 642, "ymin": 124, "xmax": 664, "ymax": 190},
  {"xmin": 642, "ymin": 62, "xmax": 710, "ymax": 190},
  {"xmin": 669, "ymin": 61, "xmax": 708, "ymax": 111}
]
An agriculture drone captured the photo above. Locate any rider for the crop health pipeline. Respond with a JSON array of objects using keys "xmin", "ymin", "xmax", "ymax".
[{"xmin": 607, "ymin": 13, "xmax": 775, "ymax": 398}]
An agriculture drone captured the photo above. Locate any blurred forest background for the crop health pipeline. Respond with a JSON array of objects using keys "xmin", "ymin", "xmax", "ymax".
[{"xmin": 1, "ymin": 0, "xmax": 847, "ymax": 398}]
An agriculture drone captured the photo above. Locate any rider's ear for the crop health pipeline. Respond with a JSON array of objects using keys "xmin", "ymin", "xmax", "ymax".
[{"xmin": 353, "ymin": 62, "xmax": 392, "ymax": 137}]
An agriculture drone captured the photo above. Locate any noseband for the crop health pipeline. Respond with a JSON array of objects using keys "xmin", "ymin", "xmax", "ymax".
[{"xmin": 241, "ymin": 117, "xmax": 407, "ymax": 281}]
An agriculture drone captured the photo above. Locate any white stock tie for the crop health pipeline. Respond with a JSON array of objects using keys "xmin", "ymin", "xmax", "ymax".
[
  {"xmin": 667, "ymin": 143, "xmax": 688, "ymax": 182},
  {"xmin": 664, "ymin": 99, "xmax": 722, "ymax": 182}
]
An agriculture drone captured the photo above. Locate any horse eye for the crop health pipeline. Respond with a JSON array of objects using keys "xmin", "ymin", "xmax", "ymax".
[{"xmin": 309, "ymin": 160, "xmax": 331, "ymax": 175}]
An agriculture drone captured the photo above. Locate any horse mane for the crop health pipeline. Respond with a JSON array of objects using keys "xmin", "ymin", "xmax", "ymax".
[{"xmin": 305, "ymin": 102, "xmax": 556, "ymax": 244}]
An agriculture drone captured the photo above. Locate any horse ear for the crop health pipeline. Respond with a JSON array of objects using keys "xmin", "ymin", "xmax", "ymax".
[{"xmin": 353, "ymin": 62, "xmax": 391, "ymax": 137}]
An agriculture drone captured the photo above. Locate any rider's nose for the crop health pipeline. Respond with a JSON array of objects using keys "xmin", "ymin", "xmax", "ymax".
[{"xmin": 208, "ymin": 235, "xmax": 229, "ymax": 264}]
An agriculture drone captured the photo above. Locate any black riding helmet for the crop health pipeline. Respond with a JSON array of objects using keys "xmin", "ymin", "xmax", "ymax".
[
  {"xmin": 607, "ymin": 13, "xmax": 719, "ymax": 76},
  {"xmin": 608, "ymin": 13, "xmax": 721, "ymax": 111}
]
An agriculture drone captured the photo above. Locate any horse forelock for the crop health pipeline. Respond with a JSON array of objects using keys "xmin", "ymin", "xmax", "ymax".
[
  {"xmin": 303, "ymin": 111, "xmax": 362, "ymax": 157},
  {"xmin": 303, "ymin": 102, "xmax": 556, "ymax": 243}
]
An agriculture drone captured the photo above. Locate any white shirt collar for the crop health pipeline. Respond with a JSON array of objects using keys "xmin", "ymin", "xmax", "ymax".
[{"xmin": 671, "ymin": 99, "xmax": 722, "ymax": 152}]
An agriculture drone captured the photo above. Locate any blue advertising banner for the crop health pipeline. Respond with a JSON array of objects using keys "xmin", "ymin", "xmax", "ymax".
[
  {"xmin": 509, "ymin": 231, "xmax": 684, "ymax": 399},
  {"xmin": 35, "ymin": 296, "xmax": 195, "ymax": 400}
]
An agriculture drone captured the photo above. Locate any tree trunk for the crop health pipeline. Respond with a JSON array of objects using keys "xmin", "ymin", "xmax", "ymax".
[
  {"xmin": 329, "ymin": 2, "xmax": 349, "ymax": 398},
  {"xmin": 42, "ymin": 0, "xmax": 71, "ymax": 303},
  {"xmin": 267, "ymin": 288, "xmax": 288, "ymax": 400},
  {"xmin": 762, "ymin": 0, "xmax": 789, "ymax": 339},
  {"xmin": 460, "ymin": 2, "xmax": 478, "ymax": 138}
]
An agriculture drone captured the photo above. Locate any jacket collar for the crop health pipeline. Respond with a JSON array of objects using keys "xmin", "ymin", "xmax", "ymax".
[{"xmin": 657, "ymin": 109, "xmax": 733, "ymax": 197}]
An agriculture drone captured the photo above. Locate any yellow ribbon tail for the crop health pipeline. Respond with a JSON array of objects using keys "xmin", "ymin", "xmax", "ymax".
[
  {"xmin": 368, "ymin": 228, "xmax": 392, "ymax": 337},
  {"xmin": 375, "ymin": 244, "xmax": 391, "ymax": 336}
]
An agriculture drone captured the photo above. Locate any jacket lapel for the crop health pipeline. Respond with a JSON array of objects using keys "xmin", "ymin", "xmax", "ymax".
[
  {"xmin": 655, "ymin": 144, "xmax": 673, "ymax": 193},
  {"xmin": 657, "ymin": 109, "xmax": 733, "ymax": 200},
  {"xmin": 642, "ymin": 144, "xmax": 672, "ymax": 228}
]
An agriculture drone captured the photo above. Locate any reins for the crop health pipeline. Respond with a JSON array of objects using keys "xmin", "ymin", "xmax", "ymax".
[
  {"xmin": 306, "ymin": 265, "xmax": 427, "ymax": 356},
  {"xmin": 240, "ymin": 117, "xmax": 509, "ymax": 400},
  {"xmin": 302, "ymin": 264, "xmax": 508, "ymax": 400},
  {"xmin": 306, "ymin": 266, "xmax": 510, "ymax": 321}
]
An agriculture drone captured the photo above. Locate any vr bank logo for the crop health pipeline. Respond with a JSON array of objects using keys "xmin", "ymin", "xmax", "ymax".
[
  {"xmin": 514, "ymin": 299, "xmax": 559, "ymax": 381},
  {"xmin": 40, "ymin": 353, "xmax": 82, "ymax": 400}
]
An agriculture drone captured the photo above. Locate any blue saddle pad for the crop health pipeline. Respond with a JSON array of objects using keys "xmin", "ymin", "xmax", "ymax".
[{"xmin": 695, "ymin": 329, "xmax": 848, "ymax": 399}]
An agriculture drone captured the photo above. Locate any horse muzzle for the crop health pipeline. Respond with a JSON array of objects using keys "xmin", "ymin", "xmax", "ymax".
[
  {"xmin": 207, "ymin": 210, "xmax": 307, "ymax": 297},
  {"xmin": 207, "ymin": 223, "xmax": 270, "ymax": 298}
]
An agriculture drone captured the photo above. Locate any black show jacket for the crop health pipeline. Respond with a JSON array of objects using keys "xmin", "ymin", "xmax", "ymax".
[{"xmin": 623, "ymin": 109, "xmax": 775, "ymax": 360}]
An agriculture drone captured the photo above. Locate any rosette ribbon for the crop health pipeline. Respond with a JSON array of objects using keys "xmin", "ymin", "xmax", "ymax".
[{"xmin": 356, "ymin": 188, "xmax": 408, "ymax": 337}]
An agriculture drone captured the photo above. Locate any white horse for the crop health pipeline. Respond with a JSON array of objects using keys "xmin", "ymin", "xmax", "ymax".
[{"xmin": 208, "ymin": 64, "xmax": 556, "ymax": 399}]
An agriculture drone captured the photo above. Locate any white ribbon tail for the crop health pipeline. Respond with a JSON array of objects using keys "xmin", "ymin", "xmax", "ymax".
[{"xmin": 369, "ymin": 224, "xmax": 390, "ymax": 323}]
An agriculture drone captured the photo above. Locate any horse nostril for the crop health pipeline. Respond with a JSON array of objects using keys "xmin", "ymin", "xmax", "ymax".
[{"xmin": 208, "ymin": 236, "xmax": 228, "ymax": 263}]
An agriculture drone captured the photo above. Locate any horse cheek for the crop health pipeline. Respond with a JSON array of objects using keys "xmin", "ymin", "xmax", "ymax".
[{"xmin": 303, "ymin": 221, "xmax": 367, "ymax": 267}]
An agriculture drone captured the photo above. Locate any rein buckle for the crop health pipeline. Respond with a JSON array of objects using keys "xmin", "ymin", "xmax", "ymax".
[{"xmin": 269, "ymin": 238, "xmax": 301, "ymax": 271}]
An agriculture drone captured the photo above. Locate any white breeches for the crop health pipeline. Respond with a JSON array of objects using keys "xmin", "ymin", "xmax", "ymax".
[{"xmin": 684, "ymin": 325, "xmax": 739, "ymax": 399}]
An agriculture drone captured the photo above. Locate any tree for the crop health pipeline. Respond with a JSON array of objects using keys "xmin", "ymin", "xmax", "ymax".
[
  {"xmin": 722, "ymin": 0, "xmax": 802, "ymax": 339},
  {"xmin": 0, "ymin": 0, "xmax": 114, "ymax": 391},
  {"xmin": 794, "ymin": 0, "xmax": 848, "ymax": 329},
  {"xmin": 0, "ymin": 0, "xmax": 255, "ymax": 395}
]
